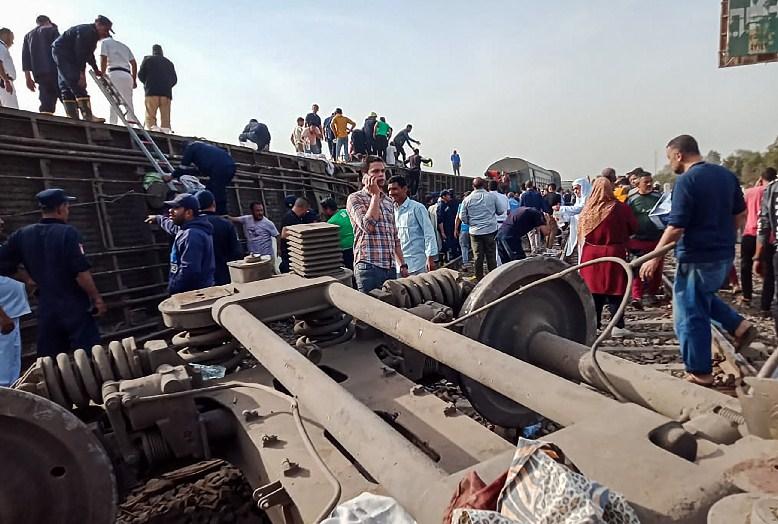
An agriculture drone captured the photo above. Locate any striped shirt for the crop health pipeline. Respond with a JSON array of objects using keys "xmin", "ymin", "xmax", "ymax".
[{"xmin": 346, "ymin": 189, "xmax": 400, "ymax": 269}]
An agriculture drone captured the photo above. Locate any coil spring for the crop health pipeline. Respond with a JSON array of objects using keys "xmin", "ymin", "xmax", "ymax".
[
  {"xmin": 172, "ymin": 326, "xmax": 244, "ymax": 369},
  {"xmin": 378, "ymin": 268, "xmax": 473, "ymax": 313},
  {"xmin": 36, "ymin": 337, "xmax": 149, "ymax": 410},
  {"xmin": 293, "ymin": 308, "xmax": 355, "ymax": 361}
]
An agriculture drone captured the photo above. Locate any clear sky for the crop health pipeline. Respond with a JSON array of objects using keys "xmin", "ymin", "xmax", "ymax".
[{"xmin": 3, "ymin": 1, "xmax": 778, "ymax": 181}]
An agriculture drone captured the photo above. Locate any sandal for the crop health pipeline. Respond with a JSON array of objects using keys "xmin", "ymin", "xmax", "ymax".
[{"xmin": 685, "ymin": 373, "xmax": 715, "ymax": 387}]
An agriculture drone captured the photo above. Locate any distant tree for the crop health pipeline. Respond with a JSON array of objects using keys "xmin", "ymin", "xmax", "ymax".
[
  {"xmin": 654, "ymin": 164, "xmax": 676, "ymax": 188},
  {"xmin": 704, "ymin": 150, "xmax": 722, "ymax": 165}
]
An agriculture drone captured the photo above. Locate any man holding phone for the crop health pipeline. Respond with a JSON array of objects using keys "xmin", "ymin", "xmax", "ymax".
[{"xmin": 346, "ymin": 155, "xmax": 408, "ymax": 293}]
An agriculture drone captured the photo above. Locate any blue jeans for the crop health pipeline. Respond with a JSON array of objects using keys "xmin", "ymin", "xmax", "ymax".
[
  {"xmin": 459, "ymin": 231, "xmax": 471, "ymax": 265},
  {"xmin": 354, "ymin": 261, "xmax": 395, "ymax": 294},
  {"xmin": 674, "ymin": 259, "xmax": 743, "ymax": 374},
  {"xmin": 335, "ymin": 137, "xmax": 348, "ymax": 161}
]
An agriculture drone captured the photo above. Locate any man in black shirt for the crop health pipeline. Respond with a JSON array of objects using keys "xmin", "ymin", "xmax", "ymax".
[
  {"xmin": 138, "ymin": 44, "xmax": 177, "ymax": 132},
  {"xmin": 392, "ymin": 124, "xmax": 420, "ymax": 164},
  {"xmin": 22, "ymin": 15, "xmax": 61, "ymax": 114},
  {"xmin": 405, "ymin": 148, "xmax": 430, "ymax": 199},
  {"xmin": 51, "ymin": 15, "xmax": 112, "ymax": 122},
  {"xmin": 0, "ymin": 189, "xmax": 105, "ymax": 356},
  {"xmin": 196, "ymin": 190, "xmax": 242, "ymax": 285},
  {"xmin": 496, "ymin": 207, "xmax": 555, "ymax": 262},
  {"xmin": 544, "ymin": 183, "xmax": 562, "ymax": 209},
  {"xmin": 279, "ymin": 197, "xmax": 315, "ymax": 273}
]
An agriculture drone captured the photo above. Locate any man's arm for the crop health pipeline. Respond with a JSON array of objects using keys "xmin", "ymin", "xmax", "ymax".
[
  {"xmin": 454, "ymin": 215, "xmax": 462, "ymax": 238},
  {"xmin": 735, "ymin": 210, "xmax": 747, "ymax": 230},
  {"xmin": 130, "ymin": 58, "xmax": 138, "ymax": 87},
  {"xmin": 639, "ymin": 225, "xmax": 683, "ymax": 280},
  {"xmin": 170, "ymin": 62, "xmax": 177, "ymax": 87},
  {"xmin": 146, "ymin": 214, "xmax": 180, "ymax": 237},
  {"xmin": 755, "ymin": 184, "xmax": 774, "ymax": 274},
  {"xmin": 76, "ymin": 271, "xmax": 106, "ymax": 315},
  {"xmin": 227, "ymin": 215, "xmax": 244, "ymax": 224},
  {"xmin": 419, "ymin": 206, "xmax": 438, "ymax": 270},
  {"xmin": 0, "ymin": 61, "xmax": 12, "ymax": 93},
  {"xmin": 0, "ymin": 306, "xmax": 14, "ymax": 335},
  {"xmin": 137, "ymin": 57, "xmax": 147, "ymax": 83},
  {"xmin": 99, "ymin": 54, "xmax": 108, "ymax": 75},
  {"xmin": 76, "ymin": 27, "xmax": 99, "ymax": 71}
]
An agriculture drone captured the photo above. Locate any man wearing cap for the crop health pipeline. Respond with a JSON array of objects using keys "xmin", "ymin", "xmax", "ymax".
[
  {"xmin": 0, "ymin": 189, "xmax": 105, "ymax": 357},
  {"xmin": 51, "ymin": 15, "xmax": 112, "ymax": 122},
  {"xmin": 173, "ymin": 141, "xmax": 236, "ymax": 215},
  {"xmin": 145, "ymin": 194, "xmax": 215, "ymax": 294},
  {"xmin": 22, "ymin": 15, "xmax": 61, "ymax": 114}
]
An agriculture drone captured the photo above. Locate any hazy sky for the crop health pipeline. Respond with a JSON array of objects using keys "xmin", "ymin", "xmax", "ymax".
[{"xmin": 3, "ymin": 1, "xmax": 778, "ymax": 181}]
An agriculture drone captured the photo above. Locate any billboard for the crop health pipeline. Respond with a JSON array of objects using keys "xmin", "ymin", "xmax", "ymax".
[{"xmin": 719, "ymin": 0, "xmax": 778, "ymax": 67}]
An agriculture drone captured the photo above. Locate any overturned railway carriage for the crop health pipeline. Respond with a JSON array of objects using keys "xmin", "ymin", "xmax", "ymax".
[
  {"xmin": 487, "ymin": 156, "xmax": 562, "ymax": 192},
  {"xmin": 0, "ymin": 108, "xmax": 472, "ymax": 355}
]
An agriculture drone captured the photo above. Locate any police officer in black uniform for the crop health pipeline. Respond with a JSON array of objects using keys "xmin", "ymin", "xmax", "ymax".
[{"xmin": 0, "ymin": 189, "xmax": 105, "ymax": 356}]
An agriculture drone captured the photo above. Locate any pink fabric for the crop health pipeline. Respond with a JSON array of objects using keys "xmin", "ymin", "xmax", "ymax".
[{"xmin": 744, "ymin": 185, "xmax": 766, "ymax": 237}]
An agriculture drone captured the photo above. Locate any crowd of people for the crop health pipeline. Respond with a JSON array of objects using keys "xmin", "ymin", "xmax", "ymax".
[
  {"xmin": 1, "ymin": 32, "xmax": 775, "ymax": 392},
  {"xmin": 0, "ymin": 15, "xmax": 177, "ymax": 130}
]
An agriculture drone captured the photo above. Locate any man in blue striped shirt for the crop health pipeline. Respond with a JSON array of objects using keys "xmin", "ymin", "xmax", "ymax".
[{"xmin": 388, "ymin": 175, "xmax": 438, "ymax": 274}]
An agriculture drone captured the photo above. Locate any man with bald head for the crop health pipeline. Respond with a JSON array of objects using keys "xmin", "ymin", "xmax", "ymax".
[
  {"xmin": 279, "ymin": 197, "xmax": 315, "ymax": 273},
  {"xmin": 600, "ymin": 167, "xmax": 617, "ymax": 184}
]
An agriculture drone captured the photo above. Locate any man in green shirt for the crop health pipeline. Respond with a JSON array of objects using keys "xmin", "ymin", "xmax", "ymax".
[
  {"xmin": 373, "ymin": 117, "xmax": 392, "ymax": 161},
  {"xmin": 321, "ymin": 198, "xmax": 355, "ymax": 269},
  {"xmin": 627, "ymin": 171, "xmax": 663, "ymax": 308}
]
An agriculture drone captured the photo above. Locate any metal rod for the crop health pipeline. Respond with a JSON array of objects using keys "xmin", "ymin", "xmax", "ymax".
[
  {"xmin": 528, "ymin": 331, "xmax": 741, "ymax": 420},
  {"xmin": 214, "ymin": 303, "xmax": 448, "ymax": 518},
  {"xmin": 324, "ymin": 283, "xmax": 616, "ymax": 426}
]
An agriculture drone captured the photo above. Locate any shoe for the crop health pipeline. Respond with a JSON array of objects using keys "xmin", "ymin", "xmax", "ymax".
[
  {"xmin": 63, "ymin": 100, "xmax": 80, "ymax": 120},
  {"xmin": 76, "ymin": 97, "xmax": 105, "ymax": 123},
  {"xmin": 611, "ymin": 327, "xmax": 634, "ymax": 338},
  {"xmin": 630, "ymin": 299, "xmax": 644, "ymax": 310}
]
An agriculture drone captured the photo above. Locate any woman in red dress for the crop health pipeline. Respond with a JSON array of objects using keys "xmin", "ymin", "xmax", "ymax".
[{"xmin": 578, "ymin": 177, "xmax": 638, "ymax": 335}]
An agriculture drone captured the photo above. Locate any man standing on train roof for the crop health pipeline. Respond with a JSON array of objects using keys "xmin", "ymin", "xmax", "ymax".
[
  {"xmin": 0, "ymin": 189, "xmax": 105, "ymax": 357},
  {"xmin": 22, "ymin": 15, "xmax": 61, "ymax": 115},
  {"xmin": 392, "ymin": 124, "xmax": 420, "ymax": 164},
  {"xmin": 50, "ymin": 15, "xmax": 112, "ymax": 122}
]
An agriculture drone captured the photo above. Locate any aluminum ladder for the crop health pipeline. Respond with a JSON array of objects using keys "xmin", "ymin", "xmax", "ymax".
[{"xmin": 89, "ymin": 70, "xmax": 175, "ymax": 178}]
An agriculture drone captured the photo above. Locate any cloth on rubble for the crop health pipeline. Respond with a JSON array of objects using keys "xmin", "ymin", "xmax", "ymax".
[
  {"xmin": 449, "ymin": 438, "xmax": 639, "ymax": 524},
  {"xmin": 322, "ymin": 492, "xmax": 416, "ymax": 524},
  {"xmin": 443, "ymin": 470, "xmax": 508, "ymax": 523}
]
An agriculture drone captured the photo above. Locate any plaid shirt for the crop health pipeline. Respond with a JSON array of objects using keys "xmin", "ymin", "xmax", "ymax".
[{"xmin": 346, "ymin": 189, "xmax": 400, "ymax": 269}]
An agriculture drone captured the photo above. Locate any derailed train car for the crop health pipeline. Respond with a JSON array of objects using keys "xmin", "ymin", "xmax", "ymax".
[
  {"xmin": 0, "ymin": 107, "xmax": 472, "ymax": 356},
  {"xmin": 486, "ymin": 157, "xmax": 562, "ymax": 192}
]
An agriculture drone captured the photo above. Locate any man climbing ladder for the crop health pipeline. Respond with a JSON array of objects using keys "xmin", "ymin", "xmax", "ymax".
[{"xmin": 51, "ymin": 15, "xmax": 113, "ymax": 122}]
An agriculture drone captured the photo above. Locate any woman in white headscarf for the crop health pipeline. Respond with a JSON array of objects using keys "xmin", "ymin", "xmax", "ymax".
[{"xmin": 558, "ymin": 177, "xmax": 593, "ymax": 257}]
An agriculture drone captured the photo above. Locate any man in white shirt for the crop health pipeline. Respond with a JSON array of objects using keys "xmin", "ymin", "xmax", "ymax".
[
  {"xmin": 388, "ymin": 175, "xmax": 437, "ymax": 274},
  {"xmin": 0, "ymin": 28, "xmax": 19, "ymax": 109},
  {"xmin": 100, "ymin": 36, "xmax": 138, "ymax": 125}
]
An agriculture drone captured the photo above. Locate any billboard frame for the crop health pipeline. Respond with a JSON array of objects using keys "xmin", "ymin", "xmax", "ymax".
[{"xmin": 719, "ymin": 0, "xmax": 778, "ymax": 68}]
